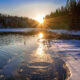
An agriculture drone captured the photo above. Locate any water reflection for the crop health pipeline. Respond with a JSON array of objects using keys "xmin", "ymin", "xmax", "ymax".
[
  {"xmin": 36, "ymin": 41, "xmax": 44, "ymax": 57},
  {"xmin": 31, "ymin": 40, "xmax": 53, "ymax": 63},
  {"xmin": 0, "ymin": 34, "xmax": 69, "ymax": 80},
  {"xmin": 29, "ymin": 40, "xmax": 53, "ymax": 70},
  {"xmin": 17, "ymin": 38, "xmax": 69, "ymax": 80},
  {"xmin": 39, "ymin": 33, "xmax": 43, "ymax": 39}
]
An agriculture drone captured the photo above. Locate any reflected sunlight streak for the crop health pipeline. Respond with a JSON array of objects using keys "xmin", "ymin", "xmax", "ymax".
[
  {"xmin": 30, "ymin": 39, "xmax": 53, "ymax": 64},
  {"xmin": 36, "ymin": 42, "xmax": 44, "ymax": 57},
  {"xmin": 39, "ymin": 33, "xmax": 43, "ymax": 39}
]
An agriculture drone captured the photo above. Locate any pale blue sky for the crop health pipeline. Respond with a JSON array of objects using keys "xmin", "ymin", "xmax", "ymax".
[{"xmin": 0, "ymin": 0, "xmax": 66, "ymax": 18}]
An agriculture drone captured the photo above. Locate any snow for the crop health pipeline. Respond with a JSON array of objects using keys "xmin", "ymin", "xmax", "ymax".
[
  {"xmin": 0, "ymin": 28, "xmax": 35, "ymax": 32},
  {"xmin": 49, "ymin": 29, "xmax": 80, "ymax": 35},
  {"xmin": 0, "ymin": 28, "xmax": 80, "ymax": 35},
  {"xmin": 49, "ymin": 40, "xmax": 80, "ymax": 80}
]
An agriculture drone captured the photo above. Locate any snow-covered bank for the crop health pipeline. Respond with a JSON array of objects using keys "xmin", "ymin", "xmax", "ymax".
[
  {"xmin": 49, "ymin": 40, "xmax": 80, "ymax": 80},
  {"xmin": 49, "ymin": 29, "xmax": 80, "ymax": 35},
  {"xmin": 0, "ymin": 28, "xmax": 80, "ymax": 35},
  {"xmin": 0, "ymin": 28, "xmax": 35, "ymax": 32}
]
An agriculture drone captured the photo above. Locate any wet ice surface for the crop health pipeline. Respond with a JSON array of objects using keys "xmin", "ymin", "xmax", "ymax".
[{"xmin": 0, "ymin": 34, "xmax": 80, "ymax": 80}]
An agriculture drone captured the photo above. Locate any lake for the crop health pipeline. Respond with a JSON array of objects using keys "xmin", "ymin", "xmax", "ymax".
[{"xmin": 0, "ymin": 33, "xmax": 80, "ymax": 80}]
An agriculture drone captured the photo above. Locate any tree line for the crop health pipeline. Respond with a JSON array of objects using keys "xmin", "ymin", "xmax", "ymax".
[
  {"xmin": 0, "ymin": 13, "xmax": 38, "ymax": 28},
  {"xmin": 45, "ymin": 0, "xmax": 80, "ymax": 30}
]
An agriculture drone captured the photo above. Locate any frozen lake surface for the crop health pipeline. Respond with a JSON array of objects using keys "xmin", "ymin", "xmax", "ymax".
[{"xmin": 0, "ymin": 33, "xmax": 80, "ymax": 80}]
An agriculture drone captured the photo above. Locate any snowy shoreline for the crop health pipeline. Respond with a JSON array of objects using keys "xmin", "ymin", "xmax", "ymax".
[
  {"xmin": 0, "ymin": 28, "xmax": 80, "ymax": 35},
  {"xmin": 55, "ymin": 40, "xmax": 80, "ymax": 80}
]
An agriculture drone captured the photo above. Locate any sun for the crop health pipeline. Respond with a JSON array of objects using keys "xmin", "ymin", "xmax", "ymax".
[{"xmin": 34, "ymin": 15, "xmax": 44, "ymax": 23}]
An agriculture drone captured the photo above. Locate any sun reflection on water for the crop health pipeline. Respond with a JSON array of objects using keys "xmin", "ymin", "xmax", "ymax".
[
  {"xmin": 36, "ymin": 42, "xmax": 44, "ymax": 57},
  {"xmin": 30, "ymin": 39, "xmax": 53, "ymax": 64},
  {"xmin": 39, "ymin": 33, "xmax": 43, "ymax": 39}
]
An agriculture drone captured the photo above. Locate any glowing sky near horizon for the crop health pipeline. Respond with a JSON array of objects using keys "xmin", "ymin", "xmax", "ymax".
[{"xmin": 0, "ymin": 0, "xmax": 66, "ymax": 18}]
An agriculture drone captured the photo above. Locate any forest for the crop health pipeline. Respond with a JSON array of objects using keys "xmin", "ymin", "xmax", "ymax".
[
  {"xmin": 45, "ymin": 0, "xmax": 80, "ymax": 30},
  {"xmin": 0, "ymin": 13, "xmax": 38, "ymax": 28}
]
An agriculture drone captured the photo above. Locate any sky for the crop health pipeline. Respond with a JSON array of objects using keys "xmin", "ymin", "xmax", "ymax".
[{"xmin": 0, "ymin": 0, "xmax": 66, "ymax": 19}]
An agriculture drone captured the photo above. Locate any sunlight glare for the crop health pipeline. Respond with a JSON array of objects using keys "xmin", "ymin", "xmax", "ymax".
[{"xmin": 34, "ymin": 15, "xmax": 44, "ymax": 23}]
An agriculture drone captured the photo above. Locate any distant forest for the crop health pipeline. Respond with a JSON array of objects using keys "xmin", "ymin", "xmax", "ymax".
[
  {"xmin": 0, "ymin": 14, "xmax": 38, "ymax": 28},
  {"xmin": 45, "ymin": 0, "xmax": 80, "ymax": 30}
]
